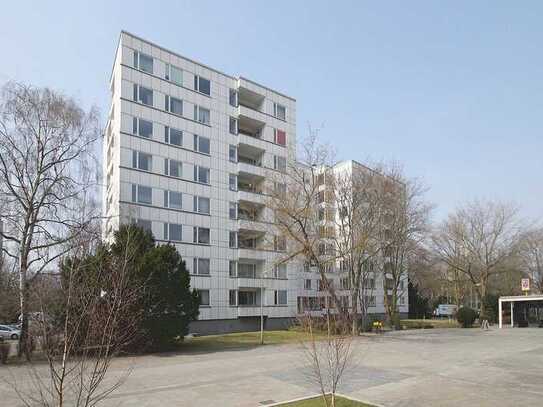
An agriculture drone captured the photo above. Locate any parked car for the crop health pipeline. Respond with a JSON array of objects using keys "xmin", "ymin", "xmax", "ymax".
[{"xmin": 0, "ymin": 324, "xmax": 21, "ymax": 340}]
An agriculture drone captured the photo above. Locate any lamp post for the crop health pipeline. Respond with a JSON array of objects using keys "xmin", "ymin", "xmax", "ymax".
[{"xmin": 260, "ymin": 267, "xmax": 266, "ymax": 345}]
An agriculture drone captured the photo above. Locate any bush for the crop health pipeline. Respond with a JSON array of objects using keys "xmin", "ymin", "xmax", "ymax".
[{"xmin": 457, "ymin": 307, "xmax": 477, "ymax": 328}]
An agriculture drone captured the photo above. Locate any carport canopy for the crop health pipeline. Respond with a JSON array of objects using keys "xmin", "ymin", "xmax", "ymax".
[{"xmin": 498, "ymin": 295, "xmax": 543, "ymax": 328}]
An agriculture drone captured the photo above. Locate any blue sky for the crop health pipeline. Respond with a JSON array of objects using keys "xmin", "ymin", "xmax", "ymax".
[{"xmin": 1, "ymin": 1, "xmax": 541, "ymax": 222}]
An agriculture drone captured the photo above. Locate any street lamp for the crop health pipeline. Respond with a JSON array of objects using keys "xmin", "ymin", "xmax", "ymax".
[
  {"xmin": 260, "ymin": 266, "xmax": 268, "ymax": 345},
  {"xmin": 260, "ymin": 262, "xmax": 279, "ymax": 345},
  {"xmin": 260, "ymin": 274, "xmax": 264, "ymax": 345}
]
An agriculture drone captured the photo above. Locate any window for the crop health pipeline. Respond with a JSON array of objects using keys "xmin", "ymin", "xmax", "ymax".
[
  {"xmin": 198, "ymin": 289, "xmax": 210, "ymax": 306},
  {"xmin": 304, "ymin": 279, "xmax": 312, "ymax": 290},
  {"xmin": 164, "ymin": 127, "xmax": 183, "ymax": 146},
  {"xmin": 164, "ymin": 223, "xmax": 182, "ymax": 242},
  {"xmin": 229, "ymin": 117, "xmax": 238, "ymax": 135},
  {"xmin": 229, "ymin": 89, "xmax": 238, "ymax": 107},
  {"xmin": 273, "ymin": 103, "xmax": 286, "ymax": 120},
  {"xmin": 131, "ymin": 184, "xmax": 152, "ymax": 205},
  {"xmin": 400, "ymin": 296, "xmax": 405, "ymax": 305},
  {"xmin": 274, "ymin": 290, "xmax": 287, "ymax": 305},
  {"xmin": 193, "ymin": 258, "xmax": 210, "ymax": 275},
  {"xmin": 164, "ymin": 159, "xmax": 183, "ymax": 178},
  {"xmin": 365, "ymin": 295, "xmax": 376, "ymax": 307},
  {"xmin": 229, "ymin": 145, "xmax": 237, "ymax": 162},
  {"xmin": 229, "ymin": 289, "xmax": 237, "ymax": 306},
  {"xmin": 229, "ymin": 202, "xmax": 237, "ymax": 220},
  {"xmin": 238, "ymin": 263, "xmax": 256, "ymax": 278},
  {"xmin": 132, "ymin": 117, "xmax": 153, "ymax": 138},
  {"xmin": 229, "ymin": 231, "xmax": 238, "ymax": 248},
  {"xmin": 194, "ymin": 105, "xmax": 210, "ymax": 125},
  {"xmin": 238, "ymin": 290, "xmax": 256, "ymax": 306},
  {"xmin": 194, "ymin": 75, "xmax": 211, "ymax": 95},
  {"xmin": 165, "ymin": 95, "xmax": 183, "ymax": 115},
  {"xmin": 133, "ymin": 51, "xmax": 153, "ymax": 74},
  {"xmin": 193, "ymin": 227, "xmax": 210, "ymax": 244},
  {"xmin": 274, "ymin": 236, "xmax": 286, "ymax": 252},
  {"xmin": 274, "ymin": 156, "xmax": 286, "ymax": 172},
  {"xmin": 136, "ymin": 219, "xmax": 152, "ymax": 233},
  {"xmin": 229, "ymin": 174, "xmax": 238, "ymax": 191},
  {"xmin": 365, "ymin": 278, "xmax": 375, "ymax": 289},
  {"xmin": 193, "ymin": 135, "xmax": 210, "ymax": 154},
  {"xmin": 165, "ymin": 64, "xmax": 183, "ymax": 85},
  {"xmin": 340, "ymin": 277, "xmax": 350, "ymax": 290},
  {"xmin": 133, "ymin": 85, "xmax": 153, "ymax": 106},
  {"xmin": 132, "ymin": 151, "xmax": 152, "ymax": 171},
  {"xmin": 274, "ymin": 129, "xmax": 286, "ymax": 146},
  {"xmin": 193, "ymin": 196, "xmax": 210, "ymax": 214},
  {"xmin": 164, "ymin": 190, "xmax": 182, "ymax": 210},
  {"xmin": 194, "ymin": 165, "xmax": 210, "ymax": 184},
  {"xmin": 229, "ymin": 260, "xmax": 237, "ymax": 277},
  {"xmin": 274, "ymin": 264, "xmax": 287, "ymax": 279}
]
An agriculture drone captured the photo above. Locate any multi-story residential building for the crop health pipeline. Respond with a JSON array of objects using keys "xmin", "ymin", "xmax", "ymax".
[
  {"xmin": 104, "ymin": 32, "xmax": 407, "ymax": 334},
  {"xmin": 295, "ymin": 160, "xmax": 409, "ymax": 320},
  {"xmin": 104, "ymin": 31, "xmax": 297, "ymax": 334}
]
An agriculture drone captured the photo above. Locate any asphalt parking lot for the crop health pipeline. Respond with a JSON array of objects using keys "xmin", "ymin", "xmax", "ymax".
[{"xmin": 1, "ymin": 328, "xmax": 542, "ymax": 406}]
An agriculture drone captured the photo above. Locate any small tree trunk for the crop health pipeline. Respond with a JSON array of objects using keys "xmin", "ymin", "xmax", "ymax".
[
  {"xmin": 18, "ymin": 261, "xmax": 30, "ymax": 360},
  {"xmin": 479, "ymin": 277, "xmax": 488, "ymax": 321},
  {"xmin": 351, "ymin": 293, "xmax": 358, "ymax": 336}
]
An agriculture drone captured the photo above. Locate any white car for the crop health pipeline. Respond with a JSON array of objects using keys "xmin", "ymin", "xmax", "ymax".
[{"xmin": 0, "ymin": 324, "xmax": 20, "ymax": 340}]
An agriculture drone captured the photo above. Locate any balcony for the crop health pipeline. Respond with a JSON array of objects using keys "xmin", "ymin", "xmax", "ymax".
[
  {"xmin": 238, "ymin": 112, "xmax": 265, "ymax": 140},
  {"xmin": 238, "ymin": 189, "xmax": 267, "ymax": 206},
  {"xmin": 235, "ymin": 288, "xmax": 266, "ymax": 316},
  {"xmin": 238, "ymin": 202, "xmax": 270, "ymax": 234},
  {"xmin": 238, "ymin": 229, "xmax": 268, "ymax": 251},
  {"xmin": 238, "ymin": 87, "xmax": 265, "ymax": 112},
  {"xmin": 238, "ymin": 172, "xmax": 266, "ymax": 196},
  {"xmin": 238, "ymin": 131, "xmax": 268, "ymax": 152},
  {"xmin": 238, "ymin": 200, "xmax": 266, "ymax": 221}
]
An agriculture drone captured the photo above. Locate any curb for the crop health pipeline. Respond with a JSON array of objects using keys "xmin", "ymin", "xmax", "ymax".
[{"xmin": 262, "ymin": 392, "xmax": 385, "ymax": 407}]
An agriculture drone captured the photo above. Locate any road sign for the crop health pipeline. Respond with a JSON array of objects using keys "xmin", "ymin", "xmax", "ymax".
[{"xmin": 521, "ymin": 278, "xmax": 530, "ymax": 291}]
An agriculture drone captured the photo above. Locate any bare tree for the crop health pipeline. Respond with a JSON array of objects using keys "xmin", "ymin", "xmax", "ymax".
[
  {"xmin": 330, "ymin": 163, "xmax": 382, "ymax": 334},
  {"xmin": 12, "ymin": 228, "xmax": 142, "ymax": 407},
  {"xmin": 432, "ymin": 200, "xmax": 523, "ymax": 320},
  {"xmin": 268, "ymin": 132, "xmax": 346, "ymax": 314},
  {"xmin": 298, "ymin": 313, "xmax": 353, "ymax": 407},
  {"xmin": 0, "ymin": 82, "xmax": 100, "ymax": 358},
  {"xmin": 519, "ymin": 228, "xmax": 543, "ymax": 293},
  {"xmin": 374, "ymin": 164, "xmax": 430, "ymax": 329}
]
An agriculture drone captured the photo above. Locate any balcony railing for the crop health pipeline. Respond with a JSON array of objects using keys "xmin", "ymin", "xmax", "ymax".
[
  {"xmin": 238, "ymin": 156, "xmax": 262, "ymax": 167},
  {"xmin": 239, "ymin": 129, "xmax": 262, "ymax": 139},
  {"xmin": 238, "ymin": 184, "xmax": 264, "ymax": 195},
  {"xmin": 239, "ymin": 240, "xmax": 257, "ymax": 249},
  {"xmin": 239, "ymin": 102, "xmax": 263, "ymax": 113}
]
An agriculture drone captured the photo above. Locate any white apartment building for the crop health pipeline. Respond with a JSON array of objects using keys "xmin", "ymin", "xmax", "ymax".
[
  {"xmin": 295, "ymin": 160, "xmax": 409, "ymax": 320},
  {"xmin": 104, "ymin": 31, "xmax": 297, "ymax": 334},
  {"xmin": 104, "ymin": 32, "xmax": 407, "ymax": 334}
]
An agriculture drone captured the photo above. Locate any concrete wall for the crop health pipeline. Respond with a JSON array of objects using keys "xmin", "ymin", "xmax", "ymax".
[{"xmin": 189, "ymin": 317, "xmax": 295, "ymax": 335}]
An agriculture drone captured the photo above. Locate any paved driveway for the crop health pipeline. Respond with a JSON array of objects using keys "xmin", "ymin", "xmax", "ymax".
[{"xmin": 1, "ymin": 328, "xmax": 542, "ymax": 406}]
